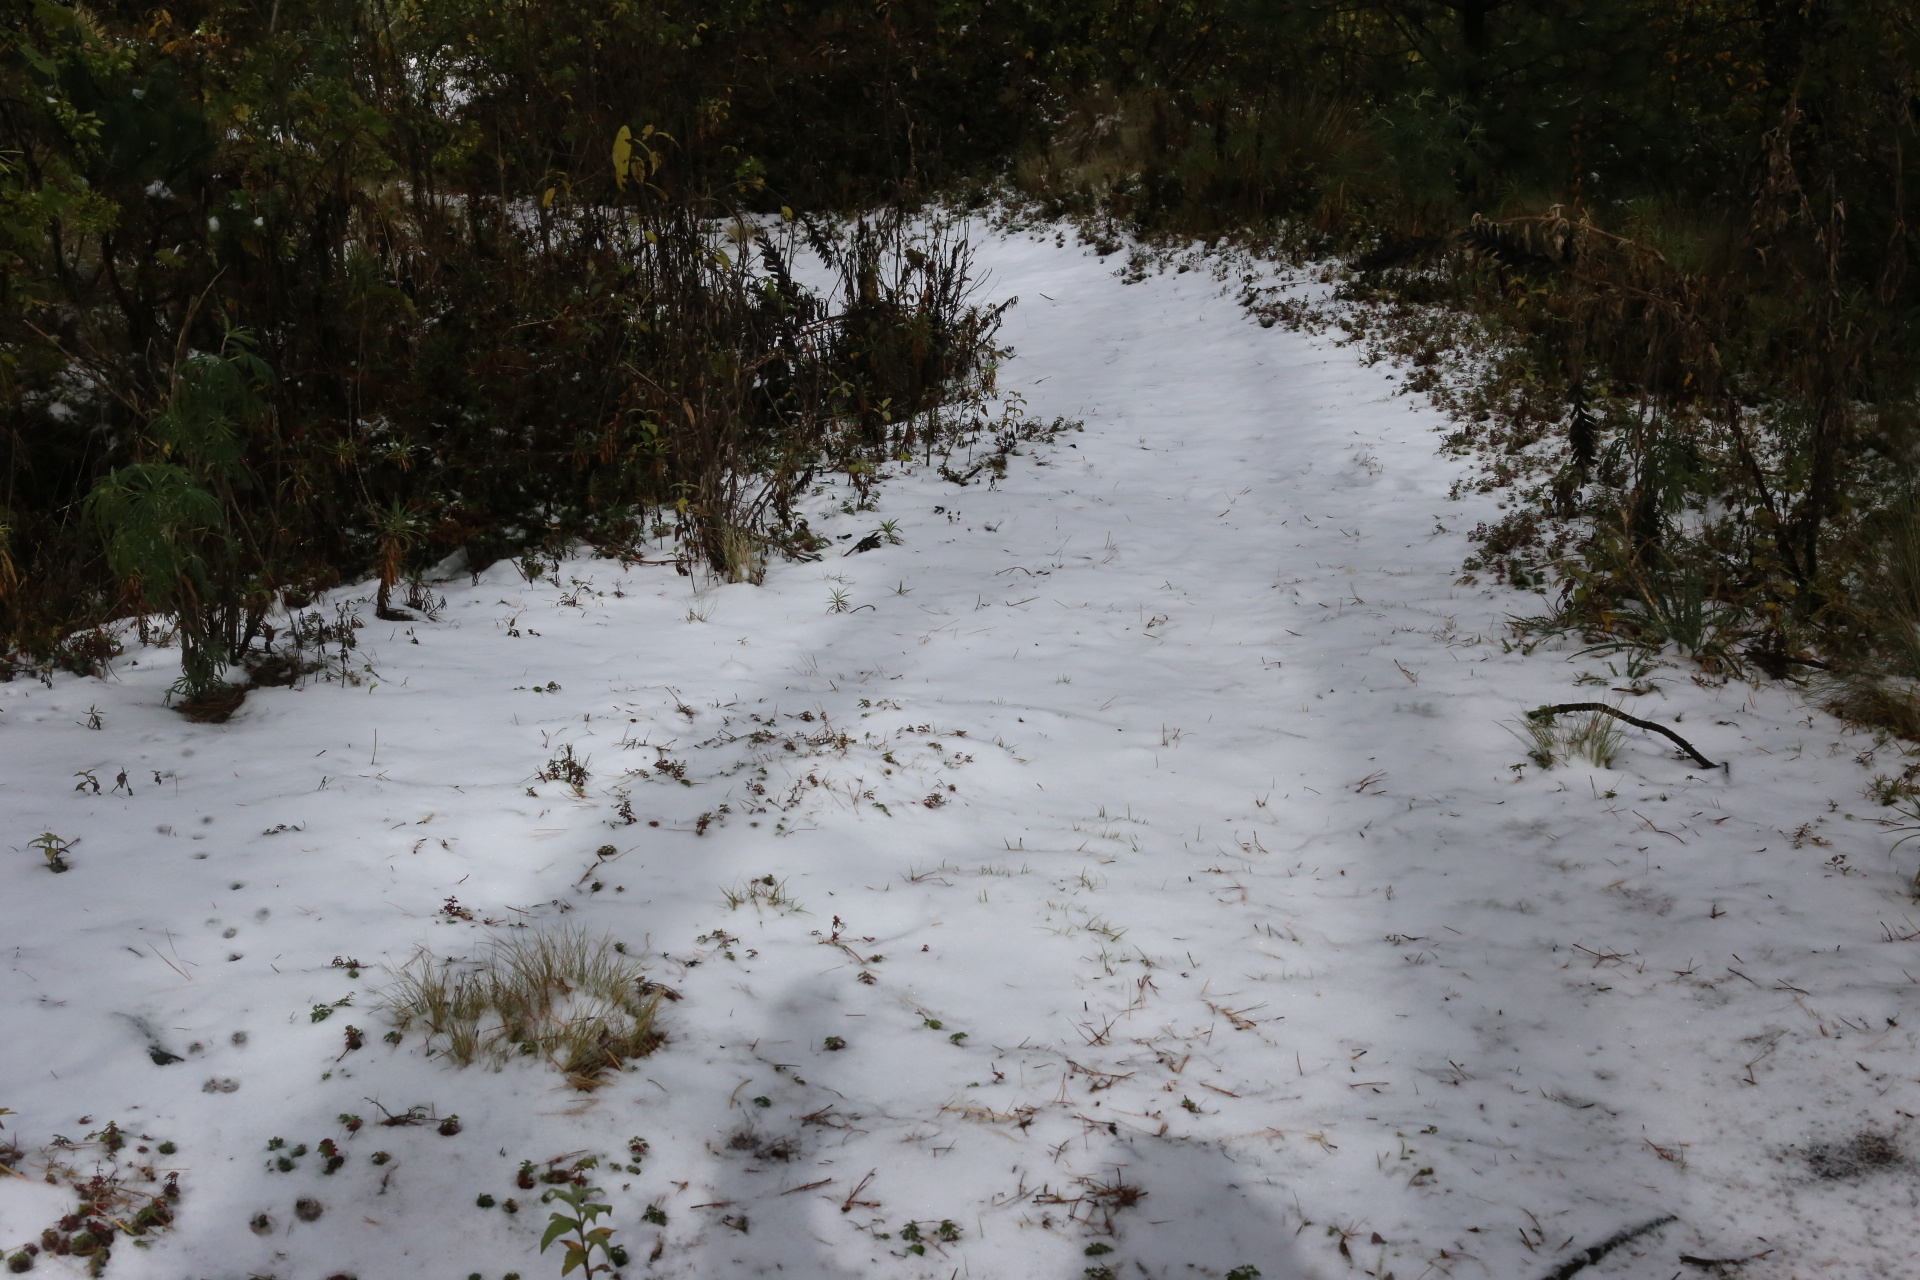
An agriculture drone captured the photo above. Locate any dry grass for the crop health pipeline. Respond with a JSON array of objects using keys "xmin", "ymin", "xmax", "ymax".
[
  {"xmin": 1510, "ymin": 707, "xmax": 1624, "ymax": 769},
  {"xmin": 381, "ymin": 928, "xmax": 663, "ymax": 1089},
  {"xmin": 722, "ymin": 874, "xmax": 802, "ymax": 913}
]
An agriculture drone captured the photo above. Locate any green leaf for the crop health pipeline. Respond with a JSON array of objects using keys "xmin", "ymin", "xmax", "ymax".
[
  {"xmin": 540, "ymin": 1214, "xmax": 578, "ymax": 1252},
  {"xmin": 31, "ymin": 0, "xmax": 78, "ymax": 28}
]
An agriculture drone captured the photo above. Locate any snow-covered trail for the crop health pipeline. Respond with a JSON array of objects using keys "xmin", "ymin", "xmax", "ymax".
[{"xmin": 5, "ymin": 233, "xmax": 1920, "ymax": 1280}]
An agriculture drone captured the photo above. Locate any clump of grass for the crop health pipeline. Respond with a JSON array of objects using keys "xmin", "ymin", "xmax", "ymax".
[
  {"xmin": 1562, "ymin": 708, "xmax": 1625, "ymax": 768},
  {"xmin": 1513, "ymin": 716, "xmax": 1561, "ymax": 768},
  {"xmin": 722, "ymin": 874, "xmax": 802, "ymax": 914},
  {"xmin": 1509, "ymin": 708, "xmax": 1623, "ymax": 769},
  {"xmin": 380, "ymin": 929, "xmax": 664, "ymax": 1089}
]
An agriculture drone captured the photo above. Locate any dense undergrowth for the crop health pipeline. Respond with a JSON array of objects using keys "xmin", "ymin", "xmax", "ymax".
[
  {"xmin": 1, "ymin": 0, "xmax": 1031, "ymax": 705},
  {"xmin": 1008, "ymin": 1, "xmax": 1920, "ymax": 749},
  {"xmin": 11, "ymin": 0, "xmax": 1920, "ymax": 746}
]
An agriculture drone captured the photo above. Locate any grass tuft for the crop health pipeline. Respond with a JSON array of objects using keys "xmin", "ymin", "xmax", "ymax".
[
  {"xmin": 380, "ymin": 928, "xmax": 663, "ymax": 1089},
  {"xmin": 1508, "ymin": 707, "xmax": 1623, "ymax": 769}
]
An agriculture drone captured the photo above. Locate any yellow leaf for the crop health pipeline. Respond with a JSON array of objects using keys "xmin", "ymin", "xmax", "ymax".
[
  {"xmin": 542, "ymin": 187, "xmax": 556, "ymax": 209},
  {"xmin": 612, "ymin": 126, "xmax": 633, "ymax": 192}
]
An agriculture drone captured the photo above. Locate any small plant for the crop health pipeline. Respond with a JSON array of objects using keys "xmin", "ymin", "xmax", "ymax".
[
  {"xmin": 721, "ymin": 874, "xmax": 802, "ymax": 914},
  {"xmin": 540, "ymin": 1183, "xmax": 618, "ymax": 1277},
  {"xmin": 537, "ymin": 744, "xmax": 592, "ymax": 796},
  {"xmin": 1513, "ymin": 714, "xmax": 1560, "ymax": 768},
  {"xmin": 30, "ymin": 833, "xmax": 74, "ymax": 873},
  {"xmin": 309, "ymin": 995, "xmax": 350, "ymax": 1023},
  {"xmin": 379, "ymin": 928, "xmax": 665, "ymax": 1089},
  {"xmin": 642, "ymin": 1203, "xmax": 667, "ymax": 1226},
  {"xmin": 1226, "ymin": 1268, "xmax": 1262, "ymax": 1280},
  {"xmin": 823, "ymin": 1035, "xmax": 847, "ymax": 1051},
  {"xmin": 1509, "ymin": 706, "xmax": 1624, "ymax": 769}
]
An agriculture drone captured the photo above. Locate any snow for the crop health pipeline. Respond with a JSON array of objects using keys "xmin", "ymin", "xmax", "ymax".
[{"xmin": 5, "ymin": 231, "xmax": 1920, "ymax": 1280}]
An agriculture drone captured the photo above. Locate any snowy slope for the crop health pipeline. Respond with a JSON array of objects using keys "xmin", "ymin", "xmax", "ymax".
[{"xmin": 4, "ymin": 231, "xmax": 1919, "ymax": 1280}]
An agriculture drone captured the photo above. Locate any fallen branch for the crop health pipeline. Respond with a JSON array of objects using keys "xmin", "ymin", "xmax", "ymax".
[
  {"xmin": 1539, "ymin": 1216, "xmax": 1677, "ymax": 1280},
  {"xmin": 1528, "ymin": 704, "xmax": 1720, "ymax": 770}
]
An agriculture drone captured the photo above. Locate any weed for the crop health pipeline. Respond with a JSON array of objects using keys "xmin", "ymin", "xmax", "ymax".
[
  {"xmin": 380, "ymin": 928, "xmax": 664, "ymax": 1089},
  {"xmin": 722, "ymin": 875, "xmax": 803, "ymax": 914},
  {"xmin": 30, "ymin": 832, "xmax": 74, "ymax": 873},
  {"xmin": 823, "ymin": 1036, "xmax": 847, "ymax": 1051},
  {"xmin": 540, "ymin": 1183, "xmax": 618, "ymax": 1278},
  {"xmin": 537, "ymin": 744, "xmax": 592, "ymax": 796},
  {"xmin": 1508, "ymin": 707, "xmax": 1623, "ymax": 769}
]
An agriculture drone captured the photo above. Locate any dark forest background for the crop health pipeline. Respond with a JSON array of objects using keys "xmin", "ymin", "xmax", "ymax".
[{"xmin": 8, "ymin": 1, "xmax": 1920, "ymax": 728}]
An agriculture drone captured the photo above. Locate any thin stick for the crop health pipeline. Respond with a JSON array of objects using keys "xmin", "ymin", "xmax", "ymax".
[
  {"xmin": 1528, "ymin": 703, "xmax": 1720, "ymax": 770},
  {"xmin": 839, "ymin": 1168, "xmax": 878, "ymax": 1213}
]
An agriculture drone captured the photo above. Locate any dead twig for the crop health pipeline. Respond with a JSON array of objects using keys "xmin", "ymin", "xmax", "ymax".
[
  {"xmin": 1529, "ymin": 704, "xmax": 1719, "ymax": 770},
  {"xmin": 839, "ymin": 1168, "xmax": 878, "ymax": 1213},
  {"xmin": 1537, "ymin": 1216, "xmax": 1676, "ymax": 1280}
]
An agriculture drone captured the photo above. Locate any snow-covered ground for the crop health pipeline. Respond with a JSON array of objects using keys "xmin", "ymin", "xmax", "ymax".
[{"xmin": 6, "ymin": 232, "xmax": 1920, "ymax": 1280}]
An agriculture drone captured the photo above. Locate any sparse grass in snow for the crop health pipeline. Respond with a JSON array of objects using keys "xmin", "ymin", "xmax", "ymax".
[{"xmin": 380, "ymin": 929, "xmax": 663, "ymax": 1089}]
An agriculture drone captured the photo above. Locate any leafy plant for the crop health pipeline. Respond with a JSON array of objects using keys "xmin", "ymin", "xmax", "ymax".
[
  {"xmin": 540, "ymin": 1184, "xmax": 617, "ymax": 1278},
  {"xmin": 30, "ymin": 832, "xmax": 73, "ymax": 873}
]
